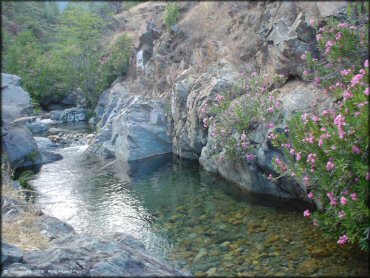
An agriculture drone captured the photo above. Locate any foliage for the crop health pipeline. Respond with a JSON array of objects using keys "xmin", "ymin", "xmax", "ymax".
[
  {"xmin": 100, "ymin": 33, "xmax": 132, "ymax": 89},
  {"xmin": 18, "ymin": 170, "xmax": 35, "ymax": 190},
  {"xmin": 163, "ymin": 3, "xmax": 179, "ymax": 29},
  {"xmin": 2, "ymin": 1, "xmax": 128, "ymax": 108},
  {"xmin": 271, "ymin": 18, "xmax": 369, "ymax": 251},
  {"xmin": 200, "ymin": 74, "xmax": 287, "ymax": 161}
]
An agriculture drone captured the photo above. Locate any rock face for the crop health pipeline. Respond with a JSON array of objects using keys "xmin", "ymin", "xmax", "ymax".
[
  {"xmin": 88, "ymin": 1, "xmax": 348, "ymax": 199},
  {"xmin": 199, "ymin": 81, "xmax": 334, "ymax": 199},
  {"xmin": 1, "ymin": 73, "xmax": 33, "ymax": 124},
  {"xmin": 3, "ymin": 234, "xmax": 185, "ymax": 277},
  {"xmin": 87, "ymin": 83, "xmax": 172, "ymax": 160},
  {"xmin": 171, "ymin": 60, "xmax": 239, "ymax": 159},
  {"xmin": 1, "ymin": 73, "xmax": 42, "ymax": 169}
]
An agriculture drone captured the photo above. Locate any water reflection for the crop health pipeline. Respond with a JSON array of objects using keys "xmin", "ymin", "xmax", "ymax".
[{"xmin": 30, "ymin": 143, "xmax": 369, "ymax": 276}]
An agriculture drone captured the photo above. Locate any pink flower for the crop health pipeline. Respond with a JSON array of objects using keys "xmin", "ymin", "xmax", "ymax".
[
  {"xmin": 364, "ymin": 88, "xmax": 369, "ymax": 96},
  {"xmin": 303, "ymin": 176, "xmax": 309, "ymax": 187},
  {"xmin": 338, "ymin": 211, "xmax": 346, "ymax": 218},
  {"xmin": 337, "ymin": 235, "xmax": 349, "ymax": 245},
  {"xmin": 340, "ymin": 196, "xmax": 348, "ymax": 205},
  {"xmin": 325, "ymin": 41, "xmax": 334, "ymax": 48},
  {"xmin": 240, "ymin": 132, "xmax": 247, "ymax": 141},
  {"xmin": 314, "ymin": 77, "xmax": 321, "ymax": 86},
  {"xmin": 275, "ymin": 100, "xmax": 282, "ymax": 109},
  {"xmin": 313, "ymin": 220, "xmax": 318, "ymax": 226},
  {"xmin": 307, "ymin": 192, "xmax": 314, "ymax": 199},
  {"xmin": 304, "ymin": 133, "xmax": 315, "ymax": 144},
  {"xmin": 365, "ymin": 59, "xmax": 369, "ymax": 68},
  {"xmin": 301, "ymin": 53, "xmax": 307, "ymax": 60},
  {"xmin": 318, "ymin": 139, "xmax": 324, "ymax": 147},
  {"xmin": 241, "ymin": 142, "xmax": 249, "ymax": 150},
  {"xmin": 307, "ymin": 153, "xmax": 316, "ymax": 164},
  {"xmin": 303, "ymin": 209, "xmax": 311, "ymax": 217},
  {"xmin": 215, "ymin": 94, "xmax": 225, "ymax": 103},
  {"xmin": 284, "ymin": 127, "xmax": 289, "ymax": 133},
  {"xmin": 340, "ymin": 69, "xmax": 351, "ymax": 76},
  {"xmin": 335, "ymin": 32, "xmax": 342, "ymax": 40},
  {"xmin": 310, "ymin": 115, "xmax": 320, "ymax": 122},
  {"xmin": 350, "ymin": 193, "xmax": 358, "ymax": 201},
  {"xmin": 327, "ymin": 192, "xmax": 337, "ymax": 206},
  {"xmin": 343, "ymin": 91, "xmax": 353, "ymax": 100},
  {"xmin": 338, "ymin": 22, "xmax": 349, "ymax": 28},
  {"xmin": 351, "ymin": 74, "xmax": 364, "ymax": 87},
  {"xmin": 366, "ymin": 172, "xmax": 370, "ymax": 180},
  {"xmin": 316, "ymin": 34, "xmax": 322, "ymax": 41},
  {"xmin": 309, "ymin": 19, "xmax": 315, "ymax": 26},
  {"xmin": 296, "ymin": 152, "xmax": 302, "ymax": 161},
  {"xmin": 267, "ymin": 122, "xmax": 275, "ymax": 129},
  {"xmin": 289, "ymin": 148, "xmax": 296, "ymax": 155},
  {"xmin": 267, "ymin": 106, "xmax": 274, "ymax": 113},
  {"xmin": 246, "ymin": 153, "xmax": 255, "ymax": 161},
  {"xmin": 268, "ymin": 174, "xmax": 274, "ymax": 180},
  {"xmin": 303, "ymin": 70, "xmax": 309, "ymax": 76},
  {"xmin": 326, "ymin": 159, "xmax": 335, "ymax": 171},
  {"xmin": 352, "ymin": 145, "xmax": 361, "ymax": 154}
]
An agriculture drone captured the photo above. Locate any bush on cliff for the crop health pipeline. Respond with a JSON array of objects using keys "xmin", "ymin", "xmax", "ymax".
[
  {"xmin": 271, "ymin": 18, "xmax": 369, "ymax": 251},
  {"xmin": 163, "ymin": 3, "xmax": 179, "ymax": 30}
]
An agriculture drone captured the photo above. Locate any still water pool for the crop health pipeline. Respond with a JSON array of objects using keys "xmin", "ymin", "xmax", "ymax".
[{"xmin": 30, "ymin": 137, "xmax": 368, "ymax": 276}]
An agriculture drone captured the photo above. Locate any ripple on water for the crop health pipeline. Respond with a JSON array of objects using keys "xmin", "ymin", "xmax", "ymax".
[{"xmin": 30, "ymin": 126, "xmax": 369, "ymax": 276}]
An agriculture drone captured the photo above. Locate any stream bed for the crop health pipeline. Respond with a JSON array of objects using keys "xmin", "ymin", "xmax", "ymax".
[{"xmin": 30, "ymin": 124, "xmax": 369, "ymax": 277}]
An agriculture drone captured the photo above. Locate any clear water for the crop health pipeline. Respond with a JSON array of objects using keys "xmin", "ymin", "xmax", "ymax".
[{"xmin": 30, "ymin": 124, "xmax": 369, "ymax": 277}]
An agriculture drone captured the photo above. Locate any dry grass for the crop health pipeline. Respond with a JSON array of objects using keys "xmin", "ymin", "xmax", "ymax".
[{"xmin": 2, "ymin": 170, "xmax": 49, "ymax": 251}]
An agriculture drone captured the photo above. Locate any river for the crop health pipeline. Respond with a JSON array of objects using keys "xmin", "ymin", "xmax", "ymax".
[{"xmin": 29, "ymin": 123, "xmax": 369, "ymax": 276}]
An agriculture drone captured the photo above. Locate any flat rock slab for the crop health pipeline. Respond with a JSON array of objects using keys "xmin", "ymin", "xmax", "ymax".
[{"xmin": 3, "ymin": 234, "xmax": 187, "ymax": 277}]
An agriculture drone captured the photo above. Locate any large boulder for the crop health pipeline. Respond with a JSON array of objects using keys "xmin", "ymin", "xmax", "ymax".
[
  {"xmin": 25, "ymin": 122, "xmax": 49, "ymax": 134},
  {"xmin": 87, "ymin": 83, "xmax": 172, "ymax": 161},
  {"xmin": 3, "ymin": 234, "xmax": 186, "ymax": 277},
  {"xmin": 1, "ymin": 73, "xmax": 43, "ymax": 169},
  {"xmin": 60, "ymin": 107, "xmax": 92, "ymax": 122},
  {"xmin": 199, "ymin": 81, "xmax": 335, "ymax": 199},
  {"xmin": 1, "ymin": 73, "xmax": 33, "ymax": 124},
  {"xmin": 2, "ymin": 125, "xmax": 42, "ymax": 169}
]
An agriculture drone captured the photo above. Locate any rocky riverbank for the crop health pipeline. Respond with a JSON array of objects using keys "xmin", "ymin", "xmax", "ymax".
[
  {"xmin": 1, "ymin": 73, "xmax": 187, "ymax": 277},
  {"xmin": 2, "ymin": 183, "xmax": 187, "ymax": 277}
]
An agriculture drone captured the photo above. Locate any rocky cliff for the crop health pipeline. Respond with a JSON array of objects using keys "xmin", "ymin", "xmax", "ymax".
[{"xmin": 87, "ymin": 1, "xmax": 348, "ymax": 200}]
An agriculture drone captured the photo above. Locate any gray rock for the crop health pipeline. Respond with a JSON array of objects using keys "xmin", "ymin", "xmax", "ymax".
[
  {"xmin": 26, "ymin": 122, "xmax": 49, "ymax": 134},
  {"xmin": 60, "ymin": 107, "xmax": 91, "ymax": 122},
  {"xmin": 39, "ymin": 151, "xmax": 63, "ymax": 165},
  {"xmin": 5, "ymin": 234, "xmax": 185, "ymax": 277},
  {"xmin": 35, "ymin": 215, "xmax": 75, "ymax": 240},
  {"xmin": 34, "ymin": 137, "xmax": 57, "ymax": 151},
  {"xmin": 87, "ymin": 84, "xmax": 172, "ymax": 161},
  {"xmin": 1, "ymin": 242, "xmax": 23, "ymax": 266},
  {"xmin": 61, "ymin": 90, "xmax": 87, "ymax": 108},
  {"xmin": 48, "ymin": 127, "xmax": 61, "ymax": 135},
  {"xmin": 1, "ymin": 73, "xmax": 33, "ymax": 120},
  {"xmin": 199, "ymin": 80, "xmax": 334, "ymax": 199},
  {"xmin": 172, "ymin": 60, "xmax": 239, "ymax": 159},
  {"xmin": 49, "ymin": 110, "xmax": 63, "ymax": 121},
  {"xmin": 2, "ymin": 125, "xmax": 42, "ymax": 169}
]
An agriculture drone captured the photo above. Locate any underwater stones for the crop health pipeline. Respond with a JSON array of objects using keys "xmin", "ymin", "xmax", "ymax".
[
  {"xmin": 309, "ymin": 247, "xmax": 331, "ymax": 258},
  {"xmin": 206, "ymin": 267, "xmax": 217, "ymax": 276},
  {"xmin": 192, "ymin": 248, "xmax": 207, "ymax": 263},
  {"xmin": 296, "ymin": 259, "xmax": 319, "ymax": 275},
  {"xmin": 264, "ymin": 234, "xmax": 280, "ymax": 245}
]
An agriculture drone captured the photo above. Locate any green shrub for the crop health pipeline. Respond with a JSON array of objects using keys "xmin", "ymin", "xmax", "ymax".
[
  {"xmin": 271, "ymin": 18, "xmax": 369, "ymax": 251},
  {"xmin": 100, "ymin": 33, "xmax": 132, "ymax": 89},
  {"xmin": 163, "ymin": 3, "xmax": 179, "ymax": 29},
  {"xmin": 201, "ymin": 74, "xmax": 287, "ymax": 160}
]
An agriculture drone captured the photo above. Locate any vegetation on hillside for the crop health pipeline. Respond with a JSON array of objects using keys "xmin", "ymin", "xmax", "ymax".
[{"xmin": 1, "ymin": 1, "xmax": 133, "ymax": 108}]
